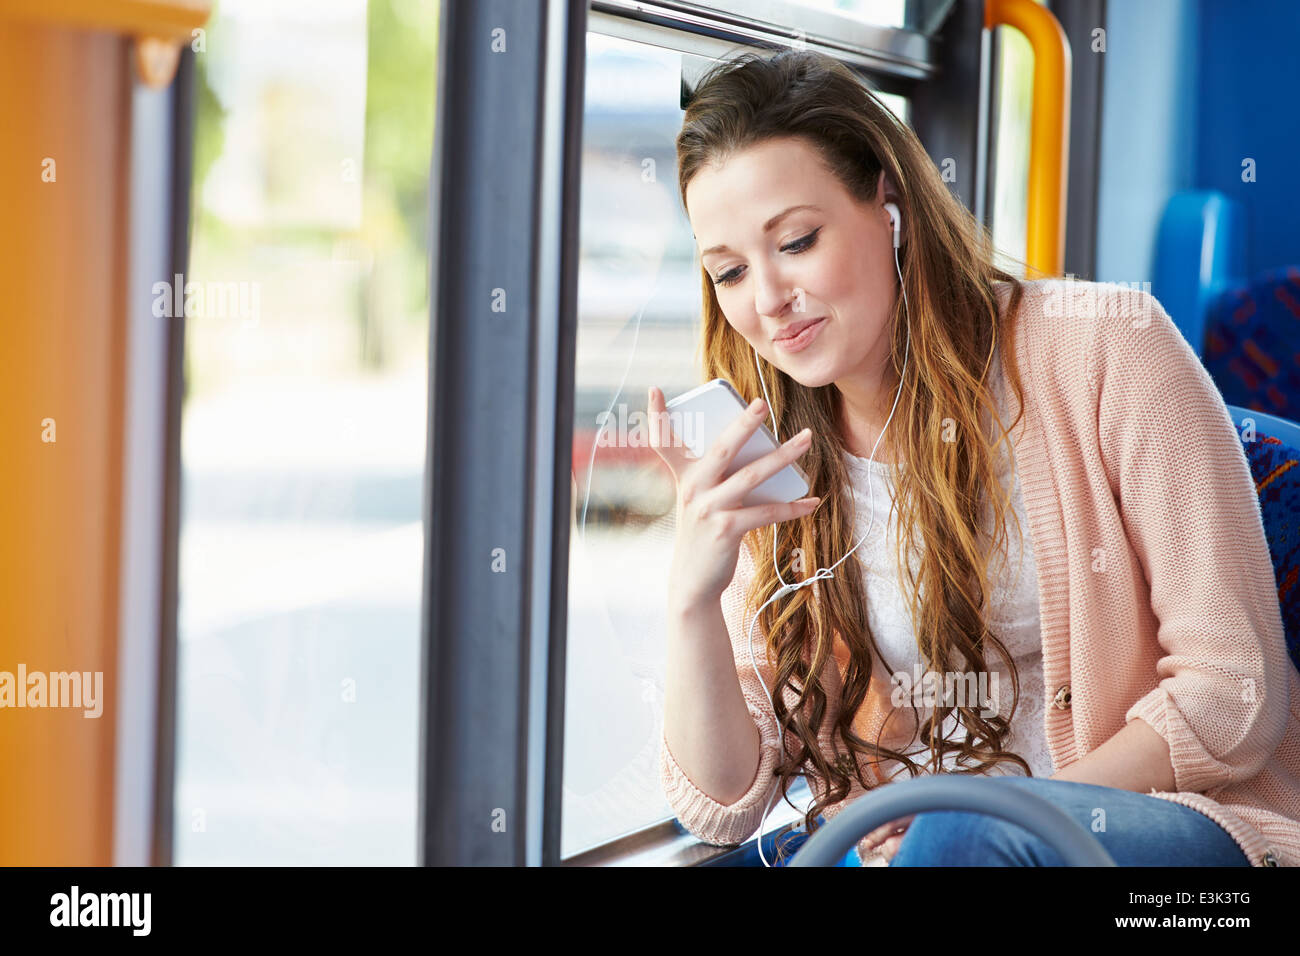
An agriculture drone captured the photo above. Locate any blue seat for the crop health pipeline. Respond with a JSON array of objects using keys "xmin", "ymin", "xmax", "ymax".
[
  {"xmin": 1204, "ymin": 270, "xmax": 1300, "ymax": 418},
  {"xmin": 1151, "ymin": 193, "xmax": 1300, "ymax": 415},
  {"xmin": 1227, "ymin": 404, "xmax": 1300, "ymax": 675},
  {"xmin": 1153, "ymin": 190, "xmax": 1247, "ymax": 355}
]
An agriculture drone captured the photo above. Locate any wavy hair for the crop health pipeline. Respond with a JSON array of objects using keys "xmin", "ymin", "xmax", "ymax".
[{"xmin": 675, "ymin": 49, "xmax": 1033, "ymax": 853}]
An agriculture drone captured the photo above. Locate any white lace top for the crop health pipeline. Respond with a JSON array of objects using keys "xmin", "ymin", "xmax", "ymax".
[{"xmin": 839, "ymin": 353, "xmax": 1053, "ymax": 780}]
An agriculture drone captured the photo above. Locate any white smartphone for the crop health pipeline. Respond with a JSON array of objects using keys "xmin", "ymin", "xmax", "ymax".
[{"xmin": 664, "ymin": 378, "xmax": 811, "ymax": 507}]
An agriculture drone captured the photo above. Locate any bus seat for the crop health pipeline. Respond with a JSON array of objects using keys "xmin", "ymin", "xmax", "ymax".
[
  {"xmin": 1152, "ymin": 190, "xmax": 1247, "ymax": 356},
  {"xmin": 1205, "ymin": 269, "xmax": 1300, "ymax": 418},
  {"xmin": 1228, "ymin": 404, "xmax": 1300, "ymax": 676}
]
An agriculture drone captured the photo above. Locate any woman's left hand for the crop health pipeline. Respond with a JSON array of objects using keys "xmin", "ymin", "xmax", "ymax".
[{"xmin": 862, "ymin": 815, "xmax": 914, "ymax": 863}]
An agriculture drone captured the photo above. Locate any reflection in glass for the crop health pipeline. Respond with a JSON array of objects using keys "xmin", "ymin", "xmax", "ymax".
[
  {"xmin": 706, "ymin": 0, "xmax": 908, "ymax": 30},
  {"xmin": 564, "ymin": 33, "xmax": 907, "ymax": 858}
]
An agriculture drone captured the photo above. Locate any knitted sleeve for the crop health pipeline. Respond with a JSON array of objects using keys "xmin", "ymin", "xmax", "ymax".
[
  {"xmin": 659, "ymin": 537, "xmax": 788, "ymax": 845},
  {"xmin": 1091, "ymin": 285, "xmax": 1290, "ymax": 793}
]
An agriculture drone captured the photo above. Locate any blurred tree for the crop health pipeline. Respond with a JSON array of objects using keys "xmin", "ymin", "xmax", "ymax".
[
  {"xmin": 355, "ymin": 0, "xmax": 438, "ymax": 369},
  {"xmin": 364, "ymin": 0, "xmax": 437, "ymax": 253},
  {"xmin": 183, "ymin": 31, "xmax": 228, "ymax": 406},
  {"xmin": 191, "ymin": 23, "xmax": 228, "ymax": 217}
]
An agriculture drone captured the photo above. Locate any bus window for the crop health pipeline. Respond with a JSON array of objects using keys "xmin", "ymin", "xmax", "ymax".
[
  {"xmin": 565, "ymin": 29, "xmax": 907, "ymax": 860},
  {"xmin": 699, "ymin": 0, "xmax": 906, "ymax": 31},
  {"xmin": 173, "ymin": 0, "xmax": 437, "ymax": 865},
  {"xmin": 565, "ymin": 32, "xmax": 693, "ymax": 859}
]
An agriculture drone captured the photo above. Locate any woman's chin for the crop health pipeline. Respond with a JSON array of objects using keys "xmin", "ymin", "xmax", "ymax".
[{"xmin": 781, "ymin": 362, "xmax": 839, "ymax": 390}]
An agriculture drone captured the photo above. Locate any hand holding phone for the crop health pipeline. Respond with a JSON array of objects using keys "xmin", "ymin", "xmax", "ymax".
[
  {"xmin": 648, "ymin": 381, "xmax": 820, "ymax": 608},
  {"xmin": 663, "ymin": 379, "xmax": 811, "ymax": 506}
]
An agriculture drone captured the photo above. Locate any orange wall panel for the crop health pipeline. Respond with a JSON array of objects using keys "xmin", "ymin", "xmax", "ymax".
[{"xmin": 0, "ymin": 22, "xmax": 130, "ymax": 865}]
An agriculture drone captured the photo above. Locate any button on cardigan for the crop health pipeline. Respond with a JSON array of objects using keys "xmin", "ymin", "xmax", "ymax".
[{"xmin": 659, "ymin": 278, "xmax": 1300, "ymax": 867}]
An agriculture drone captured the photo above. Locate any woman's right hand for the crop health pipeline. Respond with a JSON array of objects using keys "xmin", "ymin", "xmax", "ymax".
[
  {"xmin": 861, "ymin": 814, "xmax": 915, "ymax": 863},
  {"xmin": 647, "ymin": 385, "xmax": 820, "ymax": 609}
]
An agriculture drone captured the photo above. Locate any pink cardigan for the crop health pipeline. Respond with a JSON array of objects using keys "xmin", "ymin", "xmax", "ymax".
[{"xmin": 659, "ymin": 278, "xmax": 1300, "ymax": 867}]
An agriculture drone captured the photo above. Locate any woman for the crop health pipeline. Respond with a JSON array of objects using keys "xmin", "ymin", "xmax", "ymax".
[{"xmin": 651, "ymin": 48, "xmax": 1300, "ymax": 867}]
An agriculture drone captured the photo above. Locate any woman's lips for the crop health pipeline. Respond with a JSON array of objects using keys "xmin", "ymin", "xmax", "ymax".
[{"xmin": 774, "ymin": 316, "xmax": 827, "ymax": 353}]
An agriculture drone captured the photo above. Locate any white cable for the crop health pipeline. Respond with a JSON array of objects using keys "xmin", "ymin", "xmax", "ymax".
[
  {"xmin": 750, "ymin": 241, "xmax": 910, "ymax": 866},
  {"xmin": 580, "ymin": 274, "xmax": 661, "ymax": 543}
]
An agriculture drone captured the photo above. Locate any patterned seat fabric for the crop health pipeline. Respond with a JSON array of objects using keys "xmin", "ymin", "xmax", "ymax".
[
  {"xmin": 1203, "ymin": 267, "xmax": 1300, "ymax": 418},
  {"xmin": 1237, "ymin": 430, "xmax": 1300, "ymax": 675}
]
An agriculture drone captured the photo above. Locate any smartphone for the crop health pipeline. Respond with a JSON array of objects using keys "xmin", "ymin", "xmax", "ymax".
[{"xmin": 664, "ymin": 378, "xmax": 811, "ymax": 507}]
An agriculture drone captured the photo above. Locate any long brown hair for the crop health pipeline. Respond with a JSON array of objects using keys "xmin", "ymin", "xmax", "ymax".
[{"xmin": 676, "ymin": 49, "xmax": 1033, "ymax": 850}]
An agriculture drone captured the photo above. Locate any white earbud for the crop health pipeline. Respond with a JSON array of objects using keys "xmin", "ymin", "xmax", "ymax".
[{"xmin": 883, "ymin": 202, "xmax": 901, "ymax": 249}]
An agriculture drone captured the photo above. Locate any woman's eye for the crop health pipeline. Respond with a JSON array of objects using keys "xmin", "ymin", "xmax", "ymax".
[
  {"xmin": 712, "ymin": 227, "xmax": 821, "ymax": 289},
  {"xmin": 783, "ymin": 227, "xmax": 821, "ymax": 254}
]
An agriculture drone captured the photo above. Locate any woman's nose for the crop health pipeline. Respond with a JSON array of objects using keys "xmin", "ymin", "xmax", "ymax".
[{"xmin": 751, "ymin": 263, "xmax": 799, "ymax": 319}]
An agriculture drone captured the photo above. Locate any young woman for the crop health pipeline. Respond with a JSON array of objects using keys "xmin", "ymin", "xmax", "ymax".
[{"xmin": 650, "ymin": 49, "xmax": 1300, "ymax": 867}]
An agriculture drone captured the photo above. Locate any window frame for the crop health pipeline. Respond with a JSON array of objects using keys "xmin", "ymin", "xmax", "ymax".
[
  {"xmin": 154, "ymin": 46, "xmax": 196, "ymax": 867},
  {"xmin": 419, "ymin": 0, "xmax": 587, "ymax": 867}
]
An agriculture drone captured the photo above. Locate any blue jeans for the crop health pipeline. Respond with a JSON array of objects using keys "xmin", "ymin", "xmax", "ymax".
[{"xmin": 832, "ymin": 777, "xmax": 1250, "ymax": 866}]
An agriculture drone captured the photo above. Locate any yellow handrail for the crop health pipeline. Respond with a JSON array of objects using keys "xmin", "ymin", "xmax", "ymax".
[{"xmin": 985, "ymin": 0, "xmax": 1072, "ymax": 277}]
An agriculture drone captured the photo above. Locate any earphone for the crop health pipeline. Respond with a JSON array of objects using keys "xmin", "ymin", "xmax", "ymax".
[
  {"xmin": 884, "ymin": 202, "xmax": 901, "ymax": 249},
  {"xmin": 750, "ymin": 200, "xmax": 907, "ymax": 866}
]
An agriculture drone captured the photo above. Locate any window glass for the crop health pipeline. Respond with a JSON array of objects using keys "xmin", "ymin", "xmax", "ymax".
[
  {"xmin": 701, "ymin": 0, "xmax": 955, "ymax": 34},
  {"xmin": 565, "ymin": 31, "xmax": 907, "ymax": 858},
  {"xmin": 174, "ymin": 0, "xmax": 437, "ymax": 864},
  {"xmin": 785, "ymin": 0, "xmax": 906, "ymax": 28},
  {"xmin": 702, "ymin": 0, "xmax": 908, "ymax": 31}
]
